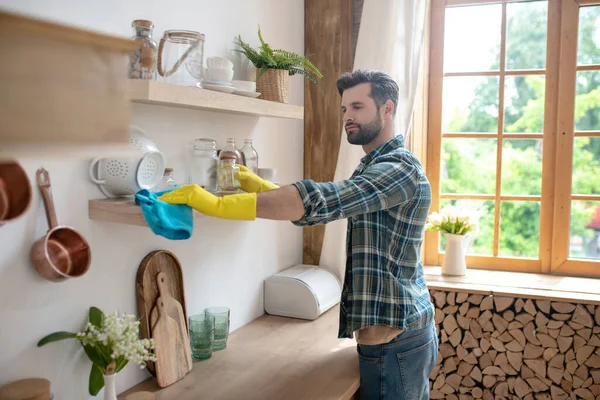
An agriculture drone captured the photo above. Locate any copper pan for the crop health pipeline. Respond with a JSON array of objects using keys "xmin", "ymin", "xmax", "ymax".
[
  {"xmin": 0, "ymin": 161, "xmax": 32, "ymax": 225},
  {"xmin": 30, "ymin": 169, "xmax": 91, "ymax": 282}
]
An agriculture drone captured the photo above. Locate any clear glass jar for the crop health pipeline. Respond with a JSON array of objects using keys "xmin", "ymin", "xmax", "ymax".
[
  {"xmin": 190, "ymin": 138, "xmax": 218, "ymax": 191},
  {"xmin": 240, "ymin": 138, "xmax": 259, "ymax": 174},
  {"xmin": 219, "ymin": 138, "xmax": 244, "ymax": 165},
  {"xmin": 128, "ymin": 20, "xmax": 157, "ymax": 79},
  {"xmin": 157, "ymin": 30, "xmax": 205, "ymax": 87},
  {"xmin": 217, "ymin": 159, "xmax": 241, "ymax": 192},
  {"xmin": 155, "ymin": 168, "xmax": 176, "ymax": 192}
]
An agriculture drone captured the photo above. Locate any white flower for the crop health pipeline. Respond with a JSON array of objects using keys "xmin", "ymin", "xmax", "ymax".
[
  {"xmin": 76, "ymin": 310, "xmax": 156, "ymax": 369},
  {"xmin": 427, "ymin": 212, "xmax": 443, "ymax": 227}
]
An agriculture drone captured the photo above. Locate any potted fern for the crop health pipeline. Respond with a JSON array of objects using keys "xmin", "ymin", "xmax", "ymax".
[{"xmin": 234, "ymin": 26, "xmax": 322, "ymax": 103}]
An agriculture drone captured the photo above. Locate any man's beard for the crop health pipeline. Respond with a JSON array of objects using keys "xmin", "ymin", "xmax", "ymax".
[{"xmin": 345, "ymin": 113, "xmax": 383, "ymax": 145}]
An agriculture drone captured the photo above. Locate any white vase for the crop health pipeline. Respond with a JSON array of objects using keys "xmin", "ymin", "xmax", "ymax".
[
  {"xmin": 103, "ymin": 374, "xmax": 117, "ymax": 400},
  {"xmin": 441, "ymin": 233, "xmax": 471, "ymax": 276}
]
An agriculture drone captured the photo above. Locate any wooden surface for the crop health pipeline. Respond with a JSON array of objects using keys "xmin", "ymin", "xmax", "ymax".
[
  {"xmin": 539, "ymin": 0, "xmax": 562, "ymax": 274},
  {"xmin": 424, "ymin": 267, "xmax": 600, "ymax": 304},
  {"xmin": 0, "ymin": 11, "xmax": 135, "ymax": 150},
  {"xmin": 424, "ymin": 0, "xmax": 445, "ymax": 266},
  {"xmin": 130, "ymin": 80, "xmax": 304, "ymax": 120},
  {"xmin": 0, "ymin": 378, "xmax": 51, "ymax": 400},
  {"xmin": 118, "ymin": 306, "xmax": 359, "ymax": 400},
  {"xmin": 136, "ymin": 250, "xmax": 188, "ymax": 376},
  {"xmin": 303, "ymin": 0, "xmax": 353, "ymax": 265},
  {"xmin": 150, "ymin": 272, "xmax": 192, "ymax": 372}
]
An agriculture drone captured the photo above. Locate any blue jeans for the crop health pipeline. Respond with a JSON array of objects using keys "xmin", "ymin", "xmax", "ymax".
[{"xmin": 357, "ymin": 323, "xmax": 438, "ymax": 400}]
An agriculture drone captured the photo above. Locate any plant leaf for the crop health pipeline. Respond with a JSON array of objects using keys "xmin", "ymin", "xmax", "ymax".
[
  {"xmin": 89, "ymin": 307, "xmax": 105, "ymax": 329},
  {"xmin": 37, "ymin": 331, "xmax": 77, "ymax": 347},
  {"xmin": 89, "ymin": 364, "xmax": 104, "ymax": 396},
  {"xmin": 115, "ymin": 356, "xmax": 129, "ymax": 373},
  {"xmin": 84, "ymin": 344, "xmax": 107, "ymax": 369}
]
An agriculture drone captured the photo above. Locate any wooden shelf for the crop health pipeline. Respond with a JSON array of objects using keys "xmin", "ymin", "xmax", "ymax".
[
  {"xmin": 88, "ymin": 198, "xmax": 204, "ymax": 227},
  {"xmin": 118, "ymin": 305, "xmax": 359, "ymax": 400},
  {"xmin": 129, "ymin": 80, "xmax": 304, "ymax": 120},
  {"xmin": 423, "ymin": 266, "xmax": 600, "ymax": 305},
  {"xmin": 0, "ymin": 11, "xmax": 136, "ymax": 154}
]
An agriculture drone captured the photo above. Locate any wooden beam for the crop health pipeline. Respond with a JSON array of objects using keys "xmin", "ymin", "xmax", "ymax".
[
  {"xmin": 425, "ymin": 0, "xmax": 447, "ymax": 266},
  {"xmin": 303, "ymin": 0, "xmax": 353, "ymax": 265}
]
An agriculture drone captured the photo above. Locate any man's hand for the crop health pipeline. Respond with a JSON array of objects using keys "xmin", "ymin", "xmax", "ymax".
[
  {"xmin": 236, "ymin": 165, "xmax": 279, "ymax": 193},
  {"xmin": 158, "ymin": 184, "xmax": 257, "ymax": 221}
]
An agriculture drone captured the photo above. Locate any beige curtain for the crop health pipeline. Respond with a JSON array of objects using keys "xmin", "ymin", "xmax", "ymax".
[{"xmin": 319, "ymin": 0, "xmax": 429, "ymax": 280}]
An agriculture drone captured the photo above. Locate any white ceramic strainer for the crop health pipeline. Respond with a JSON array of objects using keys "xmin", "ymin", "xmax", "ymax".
[{"xmin": 89, "ymin": 126, "xmax": 166, "ymax": 197}]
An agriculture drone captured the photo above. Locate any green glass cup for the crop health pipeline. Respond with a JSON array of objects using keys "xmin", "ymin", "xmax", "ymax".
[
  {"xmin": 205, "ymin": 307, "xmax": 230, "ymax": 350},
  {"xmin": 189, "ymin": 313, "xmax": 214, "ymax": 360}
]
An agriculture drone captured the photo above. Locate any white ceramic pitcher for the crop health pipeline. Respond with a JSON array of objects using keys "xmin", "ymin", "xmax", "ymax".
[{"xmin": 441, "ymin": 233, "xmax": 473, "ymax": 276}]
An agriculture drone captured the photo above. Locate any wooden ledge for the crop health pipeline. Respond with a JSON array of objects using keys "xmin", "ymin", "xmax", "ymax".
[
  {"xmin": 118, "ymin": 305, "xmax": 359, "ymax": 400},
  {"xmin": 424, "ymin": 266, "xmax": 600, "ymax": 305}
]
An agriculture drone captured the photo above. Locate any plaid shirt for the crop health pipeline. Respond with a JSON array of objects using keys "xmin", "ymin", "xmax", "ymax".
[{"xmin": 292, "ymin": 136, "xmax": 434, "ymax": 339}]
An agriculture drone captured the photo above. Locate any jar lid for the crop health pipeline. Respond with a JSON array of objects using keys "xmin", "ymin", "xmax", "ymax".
[
  {"xmin": 163, "ymin": 30, "xmax": 205, "ymax": 42},
  {"xmin": 132, "ymin": 19, "xmax": 154, "ymax": 28},
  {"xmin": 194, "ymin": 138, "xmax": 217, "ymax": 149},
  {"xmin": 164, "ymin": 168, "xmax": 174, "ymax": 174}
]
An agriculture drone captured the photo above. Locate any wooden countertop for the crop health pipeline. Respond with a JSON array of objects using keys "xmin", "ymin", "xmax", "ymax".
[
  {"xmin": 424, "ymin": 266, "xmax": 600, "ymax": 304},
  {"xmin": 118, "ymin": 305, "xmax": 359, "ymax": 400}
]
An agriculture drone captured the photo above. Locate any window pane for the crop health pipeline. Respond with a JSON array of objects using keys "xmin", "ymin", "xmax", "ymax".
[
  {"xmin": 505, "ymin": 1, "xmax": 548, "ymax": 70},
  {"xmin": 572, "ymin": 137, "xmax": 600, "ymax": 195},
  {"xmin": 499, "ymin": 201, "xmax": 540, "ymax": 258},
  {"xmin": 577, "ymin": 6, "xmax": 600, "ymax": 66},
  {"xmin": 441, "ymin": 139, "xmax": 497, "ymax": 195},
  {"xmin": 501, "ymin": 139, "xmax": 542, "ymax": 196},
  {"xmin": 569, "ymin": 201, "xmax": 600, "ymax": 260},
  {"xmin": 574, "ymin": 71, "xmax": 600, "ymax": 131},
  {"xmin": 442, "ymin": 77, "xmax": 499, "ymax": 133},
  {"xmin": 439, "ymin": 199, "xmax": 495, "ymax": 256},
  {"xmin": 504, "ymin": 76, "xmax": 545, "ymax": 133},
  {"xmin": 444, "ymin": 4, "xmax": 502, "ymax": 72}
]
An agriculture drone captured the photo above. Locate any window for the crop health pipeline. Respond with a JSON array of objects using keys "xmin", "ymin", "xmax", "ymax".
[{"xmin": 426, "ymin": 0, "xmax": 600, "ymax": 276}]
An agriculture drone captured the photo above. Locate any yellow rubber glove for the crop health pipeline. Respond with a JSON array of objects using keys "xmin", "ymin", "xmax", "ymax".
[
  {"xmin": 236, "ymin": 165, "xmax": 279, "ymax": 193},
  {"xmin": 158, "ymin": 185, "xmax": 257, "ymax": 221}
]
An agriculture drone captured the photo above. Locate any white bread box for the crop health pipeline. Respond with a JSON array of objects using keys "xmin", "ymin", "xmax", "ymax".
[{"xmin": 264, "ymin": 264, "xmax": 342, "ymax": 320}]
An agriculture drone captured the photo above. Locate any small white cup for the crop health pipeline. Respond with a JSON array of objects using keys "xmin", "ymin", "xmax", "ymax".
[
  {"xmin": 258, "ymin": 168, "xmax": 276, "ymax": 182},
  {"xmin": 204, "ymin": 68, "xmax": 234, "ymax": 82},
  {"xmin": 232, "ymin": 80, "xmax": 256, "ymax": 92},
  {"xmin": 207, "ymin": 56, "xmax": 234, "ymax": 70}
]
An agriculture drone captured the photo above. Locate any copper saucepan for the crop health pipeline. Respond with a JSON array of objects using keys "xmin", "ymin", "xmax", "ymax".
[
  {"xmin": 0, "ymin": 161, "xmax": 32, "ymax": 225},
  {"xmin": 30, "ymin": 168, "xmax": 91, "ymax": 282}
]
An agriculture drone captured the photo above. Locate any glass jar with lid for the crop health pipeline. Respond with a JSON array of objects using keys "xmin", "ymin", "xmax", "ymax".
[
  {"xmin": 190, "ymin": 138, "xmax": 218, "ymax": 191},
  {"xmin": 157, "ymin": 30, "xmax": 205, "ymax": 87},
  {"xmin": 128, "ymin": 19, "xmax": 158, "ymax": 79},
  {"xmin": 154, "ymin": 168, "xmax": 177, "ymax": 192}
]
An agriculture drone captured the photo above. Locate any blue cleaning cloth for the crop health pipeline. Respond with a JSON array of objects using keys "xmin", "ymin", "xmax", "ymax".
[{"xmin": 135, "ymin": 187, "xmax": 193, "ymax": 240}]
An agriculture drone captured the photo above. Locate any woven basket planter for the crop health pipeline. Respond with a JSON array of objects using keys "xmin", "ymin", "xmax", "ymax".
[{"xmin": 256, "ymin": 68, "xmax": 290, "ymax": 103}]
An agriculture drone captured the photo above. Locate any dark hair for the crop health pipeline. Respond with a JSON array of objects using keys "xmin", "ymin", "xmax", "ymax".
[{"xmin": 336, "ymin": 69, "xmax": 399, "ymax": 116}]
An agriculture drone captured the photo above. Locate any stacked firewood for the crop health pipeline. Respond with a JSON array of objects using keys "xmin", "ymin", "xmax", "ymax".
[{"xmin": 428, "ymin": 290, "xmax": 600, "ymax": 399}]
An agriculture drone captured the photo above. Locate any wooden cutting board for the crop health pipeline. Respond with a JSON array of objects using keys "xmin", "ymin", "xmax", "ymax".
[
  {"xmin": 136, "ymin": 250, "xmax": 188, "ymax": 376},
  {"xmin": 150, "ymin": 272, "xmax": 193, "ymax": 372},
  {"xmin": 152, "ymin": 297, "xmax": 189, "ymax": 388}
]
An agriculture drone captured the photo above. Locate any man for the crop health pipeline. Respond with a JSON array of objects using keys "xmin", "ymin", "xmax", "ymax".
[{"xmin": 159, "ymin": 70, "xmax": 437, "ymax": 399}]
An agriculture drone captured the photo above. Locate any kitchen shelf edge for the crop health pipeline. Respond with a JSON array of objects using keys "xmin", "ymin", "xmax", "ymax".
[{"xmin": 129, "ymin": 80, "xmax": 304, "ymax": 120}]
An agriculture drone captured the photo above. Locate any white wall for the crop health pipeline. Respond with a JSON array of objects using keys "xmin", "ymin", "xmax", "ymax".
[{"xmin": 0, "ymin": 1, "xmax": 305, "ymax": 398}]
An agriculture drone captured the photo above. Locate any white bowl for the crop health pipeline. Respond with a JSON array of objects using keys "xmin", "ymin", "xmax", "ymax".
[
  {"xmin": 232, "ymin": 80, "xmax": 256, "ymax": 92},
  {"xmin": 204, "ymin": 68, "xmax": 234, "ymax": 82},
  {"xmin": 206, "ymin": 56, "xmax": 234, "ymax": 70}
]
